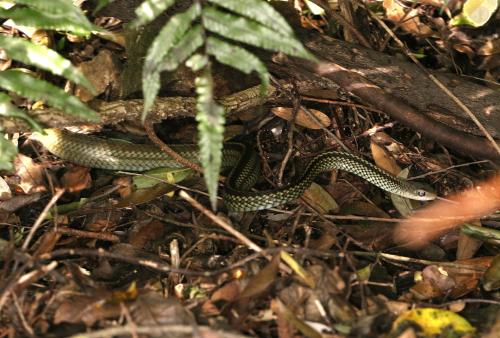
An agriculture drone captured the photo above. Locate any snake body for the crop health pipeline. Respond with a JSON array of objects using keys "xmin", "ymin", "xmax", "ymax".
[{"xmin": 31, "ymin": 129, "xmax": 436, "ymax": 211}]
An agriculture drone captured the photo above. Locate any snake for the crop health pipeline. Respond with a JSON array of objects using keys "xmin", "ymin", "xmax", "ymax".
[{"xmin": 31, "ymin": 129, "xmax": 436, "ymax": 211}]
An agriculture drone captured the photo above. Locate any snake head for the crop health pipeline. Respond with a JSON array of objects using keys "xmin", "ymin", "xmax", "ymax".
[{"xmin": 412, "ymin": 183, "xmax": 437, "ymax": 201}]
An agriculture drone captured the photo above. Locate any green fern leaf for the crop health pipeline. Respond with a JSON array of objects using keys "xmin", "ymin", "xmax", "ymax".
[
  {"xmin": 194, "ymin": 68, "xmax": 225, "ymax": 210},
  {"xmin": 0, "ymin": 132, "xmax": 17, "ymax": 171},
  {"xmin": 203, "ymin": 7, "xmax": 315, "ymax": 61},
  {"xmin": 207, "ymin": 0, "xmax": 293, "ymax": 34},
  {"xmin": 14, "ymin": 0, "xmax": 86, "ymax": 14},
  {"xmin": 0, "ymin": 36, "xmax": 94, "ymax": 92},
  {"xmin": 0, "ymin": 7, "xmax": 101, "ymax": 36},
  {"xmin": 207, "ymin": 37, "xmax": 269, "ymax": 95},
  {"xmin": 142, "ymin": 3, "xmax": 201, "ymax": 117},
  {"xmin": 162, "ymin": 25, "xmax": 203, "ymax": 71},
  {"xmin": 0, "ymin": 70, "xmax": 98, "ymax": 121},
  {"xmin": 0, "ymin": 92, "xmax": 42, "ymax": 131},
  {"xmin": 130, "ymin": 0, "xmax": 176, "ymax": 28}
]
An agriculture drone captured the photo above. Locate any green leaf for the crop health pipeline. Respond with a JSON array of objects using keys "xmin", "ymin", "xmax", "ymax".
[
  {"xmin": 0, "ymin": 132, "xmax": 17, "ymax": 171},
  {"xmin": 0, "ymin": 35, "xmax": 94, "ymax": 92},
  {"xmin": 142, "ymin": 3, "xmax": 201, "ymax": 117},
  {"xmin": 0, "ymin": 92, "xmax": 42, "ymax": 131},
  {"xmin": 161, "ymin": 25, "xmax": 203, "ymax": 71},
  {"xmin": 14, "ymin": 0, "xmax": 86, "ymax": 14},
  {"xmin": 0, "ymin": 7, "xmax": 102, "ymax": 36},
  {"xmin": 193, "ymin": 68, "xmax": 225, "ymax": 210},
  {"xmin": 186, "ymin": 54, "xmax": 208, "ymax": 72},
  {"xmin": 450, "ymin": 0, "xmax": 498, "ymax": 27},
  {"xmin": 203, "ymin": 7, "xmax": 316, "ymax": 61},
  {"xmin": 207, "ymin": 0, "xmax": 293, "ymax": 34},
  {"xmin": 207, "ymin": 36, "xmax": 269, "ymax": 95},
  {"xmin": 130, "ymin": 0, "xmax": 176, "ymax": 28},
  {"xmin": 0, "ymin": 70, "xmax": 98, "ymax": 121},
  {"xmin": 133, "ymin": 167, "xmax": 194, "ymax": 189}
]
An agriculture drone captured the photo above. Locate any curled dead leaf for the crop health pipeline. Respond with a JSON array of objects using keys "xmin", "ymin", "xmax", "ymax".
[{"xmin": 272, "ymin": 107, "xmax": 330, "ymax": 129}]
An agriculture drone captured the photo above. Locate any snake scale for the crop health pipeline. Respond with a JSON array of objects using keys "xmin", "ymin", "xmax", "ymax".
[{"xmin": 31, "ymin": 129, "xmax": 436, "ymax": 211}]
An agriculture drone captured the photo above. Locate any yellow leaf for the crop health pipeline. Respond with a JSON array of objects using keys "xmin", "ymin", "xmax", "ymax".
[
  {"xmin": 463, "ymin": 0, "xmax": 498, "ymax": 27},
  {"xmin": 280, "ymin": 251, "xmax": 316, "ymax": 288},
  {"xmin": 392, "ymin": 308, "xmax": 475, "ymax": 335}
]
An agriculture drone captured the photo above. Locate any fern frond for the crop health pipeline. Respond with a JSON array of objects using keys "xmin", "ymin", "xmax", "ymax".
[
  {"xmin": 202, "ymin": 7, "xmax": 315, "ymax": 61},
  {"xmin": 0, "ymin": 70, "xmax": 98, "ymax": 121},
  {"xmin": 142, "ymin": 3, "xmax": 201, "ymax": 117},
  {"xmin": 207, "ymin": 37, "xmax": 269, "ymax": 95},
  {"xmin": 0, "ymin": 133, "xmax": 17, "ymax": 171},
  {"xmin": 0, "ymin": 35, "xmax": 94, "ymax": 92},
  {"xmin": 130, "ymin": 0, "xmax": 176, "ymax": 28},
  {"xmin": 0, "ymin": 7, "xmax": 102, "ymax": 36},
  {"xmin": 14, "ymin": 0, "xmax": 85, "ymax": 14},
  {"xmin": 194, "ymin": 67, "xmax": 225, "ymax": 210},
  {"xmin": 161, "ymin": 25, "xmax": 203, "ymax": 71},
  {"xmin": 207, "ymin": 0, "xmax": 293, "ymax": 34}
]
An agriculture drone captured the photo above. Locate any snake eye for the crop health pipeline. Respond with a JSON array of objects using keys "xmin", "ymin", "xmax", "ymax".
[{"xmin": 417, "ymin": 190, "xmax": 427, "ymax": 197}]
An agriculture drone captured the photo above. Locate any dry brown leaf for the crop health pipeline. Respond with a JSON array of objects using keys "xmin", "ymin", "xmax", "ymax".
[
  {"xmin": 33, "ymin": 230, "xmax": 61, "ymax": 256},
  {"xmin": 410, "ymin": 257, "xmax": 493, "ymax": 300},
  {"xmin": 61, "ymin": 166, "xmax": 91, "ymax": 193},
  {"xmin": 0, "ymin": 176, "xmax": 12, "ymax": 200},
  {"xmin": 14, "ymin": 153, "xmax": 46, "ymax": 193},
  {"xmin": 53, "ymin": 295, "xmax": 121, "ymax": 326},
  {"xmin": 128, "ymin": 220, "xmax": 165, "ymax": 248},
  {"xmin": 370, "ymin": 141, "xmax": 401, "ymax": 176},
  {"xmin": 394, "ymin": 175, "xmax": 500, "ymax": 248},
  {"xmin": 410, "ymin": 279, "xmax": 443, "ymax": 300},
  {"xmin": 457, "ymin": 220, "xmax": 483, "ymax": 260},
  {"xmin": 238, "ymin": 254, "xmax": 280, "ymax": 299},
  {"xmin": 113, "ymin": 176, "xmax": 132, "ymax": 198},
  {"xmin": 272, "ymin": 107, "xmax": 330, "ymax": 129},
  {"xmin": 132, "ymin": 293, "xmax": 194, "ymax": 326},
  {"xmin": 302, "ymin": 182, "xmax": 339, "ymax": 213},
  {"xmin": 75, "ymin": 49, "xmax": 121, "ymax": 102},
  {"xmin": 0, "ymin": 192, "xmax": 41, "ymax": 212},
  {"xmin": 383, "ymin": 0, "xmax": 434, "ymax": 37}
]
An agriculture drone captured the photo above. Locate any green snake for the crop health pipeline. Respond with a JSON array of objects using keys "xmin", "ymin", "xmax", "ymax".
[{"xmin": 31, "ymin": 129, "xmax": 436, "ymax": 211}]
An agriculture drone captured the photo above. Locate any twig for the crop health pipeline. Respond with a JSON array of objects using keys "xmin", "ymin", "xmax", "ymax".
[
  {"xmin": 144, "ymin": 120, "xmax": 204, "ymax": 174},
  {"xmin": 22, "ymin": 189, "xmax": 64, "ymax": 250},
  {"xmin": 278, "ymin": 94, "xmax": 300, "ymax": 184},
  {"xmin": 178, "ymin": 190, "xmax": 263, "ymax": 253},
  {"xmin": 54, "ymin": 227, "xmax": 120, "ymax": 242}
]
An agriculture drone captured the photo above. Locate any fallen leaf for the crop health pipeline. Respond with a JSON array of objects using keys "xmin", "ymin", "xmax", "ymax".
[
  {"xmin": 457, "ymin": 220, "xmax": 483, "ymax": 260},
  {"xmin": 370, "ymin": 141, "xmax": 401, "ymax": 176},
  {"xmin": 14, "ymin": 153, "xmax": 46, "ymax": 193},
  {"xmin": 272, "ymin": 107, "xmax": 330, "ymax": 129},
  {"xmin": 75, "ymin": 49, "xmax": 121, "ymax": 102},
  {"xmin": 392, "ymin": 308, "xmax": 475, "ymax": 336},
  {"xmin": 61, "ymin": 166, "xmax": 91, "ymax": 193},
  {"xmin": 0, "ymin": 176, "xmax": 12, "ymax": 200},
  {"xmin": 302, "ymin": 182, "xmax": 339, "ymax": 213},
  {"xmin": 238, "ymin": 254, "xmax": 280, "ymax": 299},
  {"xmin": 383, "ymin": 0, "xmax": 434, "ymax": 36}
]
